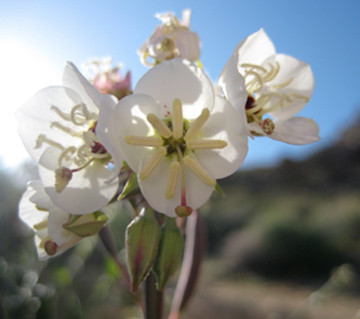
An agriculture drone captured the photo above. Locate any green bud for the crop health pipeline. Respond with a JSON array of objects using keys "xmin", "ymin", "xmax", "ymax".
[
  {"xmin": 126, "ymin": 208, "xmax": 161, "ymax": 292},
  {"xmin": 153, "ymin": 217, "xmax": 184, "ymax": 291},
  {"xmin": 62, "ymin": 211, "xmax": 108, "ymax": 237},
  {"xmin": 118, "ymin": 172, "xmax": 139, "ymax": 200}
]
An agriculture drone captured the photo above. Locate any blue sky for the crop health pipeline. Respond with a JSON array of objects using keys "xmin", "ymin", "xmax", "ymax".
[{"xmin": 1, "ymin": 0, "xmax": 359, "ymax": 169}]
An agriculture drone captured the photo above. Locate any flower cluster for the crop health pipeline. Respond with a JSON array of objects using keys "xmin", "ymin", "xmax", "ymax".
[{"xmin": 17, "ymin": 9, "xmax": 319, "ymax": 262}]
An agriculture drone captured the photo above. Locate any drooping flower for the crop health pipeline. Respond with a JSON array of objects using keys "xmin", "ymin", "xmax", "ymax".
[
  {"xmin": 219, "ymin": 29, "xmax": 320, "ymax": 145},
  {"xmin": 97, "ymin": 58, "xmax": 248, "ymax": 217},
  {"xmin": 83, "ymin": 57, "xmax": 132, "ymax": 100},
  {"xmin": 138, "ymin": 9, "xmax": 201, "ymax": 66},
  {"xmin": 19, "ymin": 180, "xmax": 108, "ymax": 260},
  {"xmin": 16, "ymin": 62, "xmax": 121, "ymax": 215}
]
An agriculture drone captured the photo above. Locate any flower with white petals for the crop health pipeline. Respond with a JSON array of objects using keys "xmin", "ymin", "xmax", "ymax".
[
  {"xmin": 97, "ymin": 58, "xmax": 248, "ymax": 217},
  {"xmin": 16, "ymin": 62, "xmax": 121, "ymax": 215},
  {"xmin": 83, "ymin": 57, "xmax": 132, "ymax": 100},
  {"xmin": 138, "ymin": 9, "xmax": 201, "ymax": 66},
  {"xmin": 19, "ymin": 181, "xmax": 83, "ymax": 259},
  {"xmin": 219, "ymin": 29, "xmax": 320, "ymax": 145}
]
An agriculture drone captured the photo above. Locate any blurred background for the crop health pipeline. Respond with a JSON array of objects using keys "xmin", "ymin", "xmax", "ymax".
[{"xmin": 1, "ymin": 0, "xmax": 360, "ymax": 318}]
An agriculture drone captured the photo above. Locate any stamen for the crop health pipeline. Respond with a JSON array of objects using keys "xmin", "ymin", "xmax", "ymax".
[
  {"xmin": 139, "ymin": 147, "xmax": 167, "ymax": 181},
  {"xmin": 35, "ymin": 134, "xmax": 65, "ymax": 151},
  {"xmin": 124, "ymin": 135, "xmax": 163, "ymax": 147},
  {"xmin": 71, "ymin": 104, "xmax": 87, "ymax": 125},
  {"xmin": 172, "ymin": 98, "xmax": 183, "ymax": 139},
  {"xmin": 50, "ymin": 122, "xmax": 82, "ymax": 137},
  {"xmin": 183, "ymin": 156, "xmax": 215, "ymax": 187},
  {"xmin": 271, "ymin": 77, "xmax": 293, "ymax": 90},
  {"xmin": 240, "ymin": 63, "xmax": 267, "ymax": 73},
  {"xmin": 187, "ymin": 139, "xmax": 227, "ymax": 150},
  {"xmin": 184, "ymin": 108, "xmax": 210, "ymax": 142},
  {"xmin": 33, "ymin": 220, "xmax": 48, "ymax": 231},
  {"xmin": 165, "ymin": 160, "xmax": 180, "ymax": 199},
  {"xmin": 51, "ymin": 105, "xmax": 71, "ymax": 121},
  {"xmin": 261, "ymin": 118, "xmax": 275, "ymax": 135},
  {"xmin": 44, "ymin": 240, "xmax": 58, "ymax": 256},
  {"xmin": 147, "ymin": 114, "xmax": 172, "ymax": 138},
  {"xmin": 58, "ymin": 147, "xmax": 76, "ymax": 167}
]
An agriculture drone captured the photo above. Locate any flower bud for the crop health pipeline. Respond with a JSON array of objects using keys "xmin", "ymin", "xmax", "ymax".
[
  {"xmin": 62, "ymin": 211, "xmax": 108, "ymax": 237},
  {"xmin": 125, "ymin": 208, "xmax": 161, "ymax": 292},
  {"xmin": 153, "ymin": 217, "xmax": 184, "ymax": 291}
]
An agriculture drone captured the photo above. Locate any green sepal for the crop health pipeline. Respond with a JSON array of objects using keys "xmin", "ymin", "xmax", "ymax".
[
  {"xmin": 153, "ymin": 217, "xmax": 184, "ymax": 291},
  {"xmin": 126, "ymin": 209, "xmax": 161, "ymax": 292},
  {"xmin": 118, "ymin": 172, "xmax": 139, "ymax": 200},
  {"xmin": 62, "ymin": 211, "xmax": 108, "ymax": 237}
]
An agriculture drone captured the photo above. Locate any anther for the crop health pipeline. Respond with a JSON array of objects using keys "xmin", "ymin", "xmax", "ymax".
[
  {"xmin": 139, "ymin": 147, "xmax": 167, "ymax": 181},
  {"xmin": 124, "ymin": 135, "xmax": 163, "ymax": 147},
  {"xmin": 165, "ymin": 160, "xmax": 180, "ymax": 199},
  {"xmin": 172, "ymin": 98, "xmax": 183, "ymax": 139},
  {"xmin": 147, "ymin": 114, "xmax": 172, "ymax": 138},
  {"xmin": 175, "ymin": 205, "xmax": 193, "ymax": 217},
  {"xmin": 55, "ymin": 167, "xmax": 73, "ymax": 192},
  {"xmin": 186, "ymin": 139, "xmax": 227, "ymax": 150},
  {"xmin": 183, "ymin": 156, "xmax": 215, "ymax": 186},
  {"xmin": 261, "ymin": 118, "xmax": 275, "ymax": 135},
  {"xmin": 35, "ymin": 134, "xmax": 65, "ymax": 151},
  {"xmin": 44, "ymin": 240, "xmax": 58, "ymax": 256},
  {"xmin": 184, "ymin": 108, "xmax": 210, "ymax": 142}
]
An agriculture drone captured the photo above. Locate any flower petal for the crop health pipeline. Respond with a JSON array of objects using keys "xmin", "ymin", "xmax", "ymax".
[
  {"xmin": 16, "ymin": 87, "xmax": 83, "ymax": 162},
  {"xmin": 195, "ymin": 95, "xmax": 248, "ymax": 179},
  {"xmin": 134, "ymin": 58, "xmax": 214, "ymax": 119},
  {"xmin": 265, "ymin": 54, "xmax": 315, "ymax": 121},
  {"xmin": 175, "ymin": 30, "xmax": 201, "ymax": 61},
  {"xmin": 63, "ymin": 61, "xmax": 104, "ymax": 114},
  {"xmin": 39, "ymin": 148, "xmax": 119, "ymax": 215},
  {"xmin": 270, "ymin": 117, "xmax": 320, "ymax": 145}
]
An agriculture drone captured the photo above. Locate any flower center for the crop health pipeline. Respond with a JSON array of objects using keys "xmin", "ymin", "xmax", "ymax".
[
  {"xmin": 124, "ymin": 98, "xmax": 227, "ymax": 216},
  {"xmin": 35, "ymin": 102, "xmax": 111, "ymax": 192},
  {"xmin": 241, "ymin": 62, "xmax": 309, "ymax": 135}
]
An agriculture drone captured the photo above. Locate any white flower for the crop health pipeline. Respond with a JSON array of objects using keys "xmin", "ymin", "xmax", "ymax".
[
  {"xmin": 97, "ymin": 58, "xmax": 248, "ymax": 217},
  {"xmin": 16, "ymin": 62, "xmax": 121, "ymax": 215},
  {"xmin": 138, "ymin": 9, "xmax": 201, "ymax": 66},
  {"xmin": 219, "ymin": 29, "xmax": 320, "ymax": 145},
  {"xmin": 19, "ymin": 181, "xmax": 83, "ymax": 260}
]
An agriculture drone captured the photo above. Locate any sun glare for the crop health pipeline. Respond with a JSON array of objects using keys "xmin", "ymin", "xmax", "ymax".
[{"xmin": 0, "ymin": 38, "xmax": 62, "ymax": 167}]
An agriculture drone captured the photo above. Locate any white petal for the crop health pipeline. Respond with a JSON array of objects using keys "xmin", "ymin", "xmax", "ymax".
[
  {"xmin": 19, "ymin": 181, "xmax": 49, "ymax": 229},
  {"xmin": 134, "ymin": 58, "xmax": 215, "ymax": 119},
  {"xmin": 270, "ymin": 117, "xmax": 320, "ymax": 145},
  {"xmin": 265, "ymin": 54, "xmax": 315, "ymax": 121},
  {"xmin": 16, "ymin": 87, "xmax": 83, "ymax": 162},
  {"xmin": 138, "ymin": 156, "xmax": 214, "ymax": 217},
  {"xmin": 237, "ymin": 29, "xmax": 276, "ymax": 68},
  {"xmin": 96, "ymin": 94, "xmax": 124, "ymax": 177},
  {"xmin": 112, "ymin": 94, "xmax": 160, "ymax": 173},
  {"xmin": 195, "ymin": 95, "xmax": 248, "ymax": 179},
  {"xmin": 218, "ymin": 51, "xmax": 248, "ymax": 115},
  {"xmin": 39, "ymin": 148, "xmax": 119, "ymax": 215},
  {"xmin": 63, "ymin": 61, "xmax": 103, "ymax": 114},
  {"xmin": 175, "ymin": 30, "xmax": 201, "ymax": 61}
]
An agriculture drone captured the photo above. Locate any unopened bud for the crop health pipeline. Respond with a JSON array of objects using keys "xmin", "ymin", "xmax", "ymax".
[
  {"xmin": 44, "ymin": 240, "xmax": 58, "ymax": 256},
  {"xmin": 63, "ymin": 211, "xmax": 108, "ymax": 237},
  {"xmin": 125, "ymin": 209, "xmax": 161, "ymax": 292},
  {"xmin": 153, "ymin": 217, "xmax": 184, "ymax": 291},
  {"xmin": 55, "ymin": 167, "xmax": 72, "ymax": 192}
]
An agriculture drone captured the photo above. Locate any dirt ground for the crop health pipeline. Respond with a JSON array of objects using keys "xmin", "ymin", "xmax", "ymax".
[{"xmin": 183, "ymin": 278, "xmax": 360, "ymax": 319}]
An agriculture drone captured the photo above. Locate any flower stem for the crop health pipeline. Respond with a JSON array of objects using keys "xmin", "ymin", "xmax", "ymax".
[{"xmin": 144, "ymin": 272, "xmax": 163, "ymax": 319}]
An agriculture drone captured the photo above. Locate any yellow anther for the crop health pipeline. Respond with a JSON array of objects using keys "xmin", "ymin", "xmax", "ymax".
[
  {"xmin": 172, "ymin": 98, "xmax": 183, "ymax": 139},
  {"xmin": 183, "ymin": 156, "xmax": 215, "ymax": 187},
  {"xmin": 165, "ymin": 160, "xmax": 180, "ymax": 199},
  {"xmin": 186, "ymin": 139, "xmax": 227, "ymax": 150},
  {"xmin": 147, "ymin": 113, "xmax": 172, "ymax": 138},
  {"xmin": 184, "ymin": 108, "xmax": 210, "ymax": 141},
  {"xmin": 124, "ymin": 135, "xmax": 163, "ymax": 147},
  {"xmin": 139, "ymin": 147, "xmax": 167, "ymax": 181}
]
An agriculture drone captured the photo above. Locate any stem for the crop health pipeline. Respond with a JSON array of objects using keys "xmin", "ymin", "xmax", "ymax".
[{"xmin": 144, "ymin": 272, "xmax": 163, "ymax": 319}]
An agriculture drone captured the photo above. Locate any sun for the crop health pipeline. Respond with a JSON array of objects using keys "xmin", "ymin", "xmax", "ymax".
[{"xmin": 0, "ymin": 38, "xmax": 62, "ymax": 167}]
